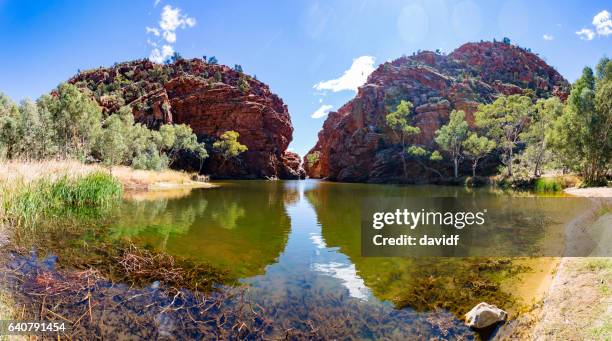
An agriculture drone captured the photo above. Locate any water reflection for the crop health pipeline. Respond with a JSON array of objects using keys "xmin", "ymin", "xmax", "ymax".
[
  {"xmin": 110, "ymin": 182, "xmax": 292, "ymax": 278},
  {"xmin": 107, "ymin": 179, "xmax": 601, "ymax": 338}
]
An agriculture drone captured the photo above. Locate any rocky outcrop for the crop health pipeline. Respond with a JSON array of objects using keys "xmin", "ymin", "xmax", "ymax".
[
  {"xmin": 69, "ymin": 58, "xmax": 299, "ymax": 179},
  {"xmin": 465, "ymin": 302, "xmax": 507, "ymax": 329},
  {"xmin": 281, "ymin": 151, "xmax": 306, "ymax": 179},
  {"xmin": 305, "ymin": 41, "xmax": 569, "ymax": 182}
]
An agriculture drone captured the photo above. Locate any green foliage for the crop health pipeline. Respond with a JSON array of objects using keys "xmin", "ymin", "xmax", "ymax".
[
  {"xmin": 238, "ymin": 76, "xmax": 250, "ymax": 93},
  {"xmin": 4, "ymin": 172, "xmax": 122, "ymax": 229},
  {"xmin": 213, "ymin": 130, "xmax": 248, "ymax": 161},
  {"xmin": 429, "ymin": 150, "xmax": 442, "ymax": 161},
  {"xmin": 521, "ymin": 97, "xmax": 564, "ymax": 177},
  {"xmin": 462, "ymin": 133, "xmax": 496, "ymax": 177},
  {"xmin": 0, "ymin": 93, "xmax": 20, "ymax": 159},
  {"xmin": 434, "ymin": 110, "xmax": 469, "ymax": 178},
  {"xmin": 0, "ymin": 85, "xmax": 207, "ymax": 171},
  {"xmin": 406, "ymin": 145, "xmax": 427, "ymax": 157},
  {"xmin": 306, "ymin": 151, "xmax": 320, "ymax": 167},
  {"xmin": 385, "ymin": 100, "xmax": 420, "ymax": 136},
  {"xmin": 158, "ymin": 124, "xmax": 208, "ymax": 167},
  {"xmin": 96, "ymin": 107, "xmax": 133, "ymax": 167},
  {"xmin": 386, "ymin": 100, "xmax": 420, "ymax": 178},
  {"xmin": 208, "ymin": 56, "xmax": 218, "ymax": 65},
  {"xmin": 37, "ymin": 83, "xmax": 103, "ymax": 160},
  {"xmin": 475, "ymin": 94, "xmax": 533, "ymax": 176},
  {"xmin": 549, "ymin": 59, "xmax": 612, "ymax": 185},
  {"xmin": 533, "ymin": 178, "xmax": 562, "ymax": 192}
]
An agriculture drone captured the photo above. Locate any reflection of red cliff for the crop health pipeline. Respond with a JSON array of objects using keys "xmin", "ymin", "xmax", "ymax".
[
  {"xmin": 305, "ymin": 41, "xmax": 569, "ymax": 182},
  {"xmin": 69, "ymin": 59, "xmax": 302, "ymax": 179}
]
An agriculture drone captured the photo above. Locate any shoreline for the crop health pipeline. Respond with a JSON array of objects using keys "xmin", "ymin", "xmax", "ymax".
[
  {"xmin": 500, "ymin": 188, "xmax": 611, "ymax": 339},
  {"xmin": 564, "ymin": 186, "xmax": 612, "ymax": 197},
  {"xmin": 0, "ymin": 160, "xmax": 218, "ymax": 325}
]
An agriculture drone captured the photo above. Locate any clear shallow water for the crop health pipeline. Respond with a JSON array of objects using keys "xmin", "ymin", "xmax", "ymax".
[{"xmin": 105, "ymin": 180, "xmax": 594, "ymax": 338}]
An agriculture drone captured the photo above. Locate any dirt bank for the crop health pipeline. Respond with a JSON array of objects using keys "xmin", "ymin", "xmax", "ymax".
[
  {"xmin": 497, "ymin": 193, "xmax": 611, "ymax": 340},
  {"xmin": 564, "ymin": 187, "xmax": 612, "ymax": 198},
  {"xmin": 0, "ymin": 160, "xmax": 215, "ymax": 191}
]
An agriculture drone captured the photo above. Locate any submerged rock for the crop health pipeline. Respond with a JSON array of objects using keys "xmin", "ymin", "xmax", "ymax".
[{"xmin": 464, "ymin": 302, "xmax": 507, "ymax": 329}]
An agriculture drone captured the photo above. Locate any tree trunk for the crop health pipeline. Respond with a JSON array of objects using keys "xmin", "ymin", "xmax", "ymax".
[
  {"xmin": 472, "ymin": 161, "xmax": 477, "ymax": 178},
  {"xmin": 453, "ymin": 158, "xmax": 458, "ymax": 178},
  {"xmin": 508, "ymin": 148, "xmax": 513, "ymax": 176},
  {"xmin": 401, "ymin": 135, "xmax": 407, "ymax": 179}
]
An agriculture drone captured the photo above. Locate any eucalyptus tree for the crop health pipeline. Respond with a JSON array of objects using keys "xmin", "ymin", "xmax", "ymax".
[
  {"xmin": 474, "ymin": 95, "xmax": 534, "ymax": 177},
  {"xmin": 435, "ymin": 110, "xmax": 469, "ymax": 178}
]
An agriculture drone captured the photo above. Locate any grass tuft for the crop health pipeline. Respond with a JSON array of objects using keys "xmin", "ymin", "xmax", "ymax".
[
  {"xmin": 2, "ymin": 172, "xmax": 122, "ymax": 230},
  {"xmin": 534, "ymin": 178, "xmax": 562, "ymax": 192}
]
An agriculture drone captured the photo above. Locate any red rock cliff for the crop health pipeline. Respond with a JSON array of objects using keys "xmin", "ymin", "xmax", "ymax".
[
  {"xmin": 304, "ymin": 41, "xmax": 569, "ymax": 182},
  {"xmin": 69, "ymin": 58, "xmax": 302, "ymax": 179}
]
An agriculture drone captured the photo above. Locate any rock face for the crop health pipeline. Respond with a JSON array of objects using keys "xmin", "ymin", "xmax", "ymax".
[
  {"xmin": 305, "ymin": 41, "xmax": 569, "ymax": 182},
  {"xmin": 464, "ymin": 302, "xmax": 507, "ymax": 329},
  {"xmin": 69, "ymin": 58, "xmax": 301, "ymax": 179}
]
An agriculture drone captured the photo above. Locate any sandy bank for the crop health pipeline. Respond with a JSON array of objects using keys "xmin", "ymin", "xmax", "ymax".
[{"xmin": 564, "ymin": 186, "xmax": 612, "ymax": 197}]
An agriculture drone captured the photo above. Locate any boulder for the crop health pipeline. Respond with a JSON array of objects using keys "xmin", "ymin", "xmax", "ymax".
[
  {"xmin": 464, "ymin": 302, "xmax": 507, "ymax": 329},
  {"xmin": 280, "ymin": 151, "xmax": 306, "ymax": 179}
]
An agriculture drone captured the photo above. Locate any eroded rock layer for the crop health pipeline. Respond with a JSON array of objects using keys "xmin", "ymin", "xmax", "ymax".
[{"xmin": 304, "ymin": 41, "xmax": 569, "ymax": 182}]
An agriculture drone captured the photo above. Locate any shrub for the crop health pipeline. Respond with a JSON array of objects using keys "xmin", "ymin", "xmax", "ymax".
[{"xmin": 306, "ymin": 151, "xmax": 320, "ymax": 167}]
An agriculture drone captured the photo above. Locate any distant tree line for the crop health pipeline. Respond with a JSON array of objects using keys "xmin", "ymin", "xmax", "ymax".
[{"xmin": 0, "ymin": 83, "xmax": 248, "ymax": 172}]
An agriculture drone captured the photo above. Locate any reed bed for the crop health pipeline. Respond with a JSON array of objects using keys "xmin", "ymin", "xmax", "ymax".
[{"xmin": 1, "ymin": 171, "xmax": 122, "ymax": 231}]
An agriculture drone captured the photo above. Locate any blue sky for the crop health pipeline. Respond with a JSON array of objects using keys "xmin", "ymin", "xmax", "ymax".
[{"xmin": 1, "ymin": 1, "xmax": 611, "ymax": 156}]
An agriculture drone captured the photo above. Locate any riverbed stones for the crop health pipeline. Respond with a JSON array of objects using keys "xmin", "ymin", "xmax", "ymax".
[{"xmin": 464, "ymin": 302, "xmax": 507, "ymax": 329}]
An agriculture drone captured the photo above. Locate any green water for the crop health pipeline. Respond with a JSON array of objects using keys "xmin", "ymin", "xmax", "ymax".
[{"xmin": 102, "ymin": 180, "xmax": 600, "ymax": 338}]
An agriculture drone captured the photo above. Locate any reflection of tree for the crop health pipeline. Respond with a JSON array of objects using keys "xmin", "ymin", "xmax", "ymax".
[
  {"xmin": 212, "ymin": 202, "xmax": 245, "ymax": 230},
  {"xmin": 110, "ymin": 196, "xmax": 208, "ymax": 242},
  {"xmin": 305, "ymin": 183, "xmax": 591, "ymax": 316},
  {"xmin": 109, "ymin": 182, "xmax": 292, "ymax": 279}
]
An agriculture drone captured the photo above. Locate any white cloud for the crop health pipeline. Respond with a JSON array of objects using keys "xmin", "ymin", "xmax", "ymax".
[
  {"xmin": 146, "ymin": 4, "xmax": 196, "ymax": 63},
  {"xmin": 593, "ymin": 10, "xmax": 612, "ymax": 36},
  {"xmin": 146, "ymin": 27, "xmax": 160, "ymax": 36},
  {"xmin": 311, "ymin": 104, "xmax": 333, "ymax": 119},
  {"xmin": 160, "ymin": 5, "xmax": 196, "ymax": 31},
  {"xmin": 163, "ymin": 30, "xmax": 176, "ymax": 43},
  {"xmin": 576, "ymin": 10, "xmax": 612, "ymax": 41},
  {"xmin": 314, "ymin": 56, "xmax": 376, "ymax": 93},
  {"xmin": 312, "ymin": 262, "xmax": 369, "ymax": 300},
  {"xmin": 542, "ymin": 34, "xmax": 554, "ymax": 41},
  {"xmin": 576, "ymin": 28, "xmax": 595, "ymax": 40},
  {"xmin": 149, "ymin": 45, "xmax": 175, "ymax": 64}
]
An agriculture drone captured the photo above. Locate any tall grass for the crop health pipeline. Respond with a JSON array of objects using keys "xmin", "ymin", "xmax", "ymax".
[
  {"xmin": 533, "ymin": 178, "xmax": 562, "ymax": 192},
  {"xmin": 2, "ymin": 172, "xmax": 122, "ymax": 230}
]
